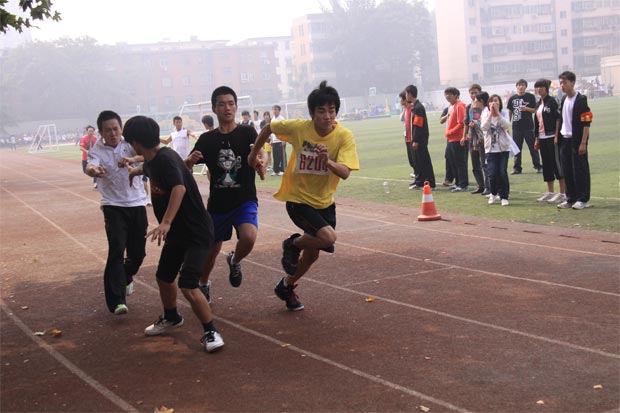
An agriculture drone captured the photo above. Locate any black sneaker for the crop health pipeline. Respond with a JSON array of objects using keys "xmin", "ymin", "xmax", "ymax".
[
  {"xmin": 199, "ymin": 281, "xmax": 211, "ymax": 303},
  {"xmin": 227, "ymin": 252, "xmax": 242, "ymax": 287},
  {"xmin": 274, "ymin": 278, "xmax": 304, "ymax": 311},
  {"xmin": 281, "ymin": 233, "xmax": 301, "ymax": 275}
]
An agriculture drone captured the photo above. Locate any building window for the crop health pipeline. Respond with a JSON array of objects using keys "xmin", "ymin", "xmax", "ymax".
[
  {"xmin": 300, "ymin": 44, "xmax": 306, "ymax": 56},
  {"xmin": 163, "ymin": 96, "xmax": 173, "ymax": 107},
  {"xmin": 240, "ymin": 72, "xmax": 255, "ymax": 83},
  {"xmin": 182, "ymin": 76, "xmax": 191, "ymax": 86},
  {"xmin": 159, "ymin": 58, "xmax": 168, "ymax": 71},
  {"xmin": 299, "ymin": 25, "xmax": 304, "ymax": 36},
  {"xmin": 560, "ymin": 11, "xmax": 567, "ymax": 18},
  {"xmin": 162, "ymin": 77, "xmax": 172, "ymax": 88},
  {"xmin": 470, "ymin": 36, "xmax": 477, "ymax": 44},
  {"xmin": 562, "ymin": 47, "xmax": 569, "ymax": 55},
  {"xmin": 469, "ymin": 17, "xmax": 476, "ymax": 25},
  {"xmin": 561, "ymin": 29, "xmax": 568, "ymax": 36},
  {"xmin": 263, "ymin": 72, "xmax": 271, "ymax": 81},
  {"xmin": 471, "ymin": 55, "xmax": 478, "ymax": 62}
]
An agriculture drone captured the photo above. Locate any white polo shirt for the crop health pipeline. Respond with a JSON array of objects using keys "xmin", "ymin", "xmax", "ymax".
[{"xmin": 87, "ymin": 139, "xmax": 147, "ymax": 207}]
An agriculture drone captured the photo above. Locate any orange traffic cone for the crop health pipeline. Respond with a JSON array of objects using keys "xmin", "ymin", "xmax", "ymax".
[{"xmin": 417, "ymin": 181, "xmax": 441, "ymax": 221}]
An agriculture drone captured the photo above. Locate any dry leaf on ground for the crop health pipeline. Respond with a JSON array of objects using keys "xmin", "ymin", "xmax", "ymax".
[
  {"xmin": 154, "ymin": 406, "xmax": 174, "ymax": 413},
  {"xmin": 365, "ymin": 297, "xmax": 375, "ymax": 302},
  {"xmin": 50, "ymin": 328, "xmax": 62, "ymax": 337},
  {"xmin": 418, "ymin": 406, "xmax": 430, "ymax": 412}
]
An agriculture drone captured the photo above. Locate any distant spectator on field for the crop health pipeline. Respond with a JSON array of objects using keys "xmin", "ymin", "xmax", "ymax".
[
  {"xmin": 252, "ymin": 110, "xmax": 261, "ymax": 134},
  {"xmin": 399, "ymin": 90, "xmax": 416, "ymax": 183},
  {"xmin": 199, "ymin": 115, "xmax": 215, "ymax": 176},
  {"xmin": 482, "ymin": 94, "xmax": 512, "ymax": 206},
  {"xmin": 444, "ymin": 87, "xmax": 468, "ymax": 192},
  {"xmin": 462, "ymin": 84, "xmax": 489, "ymax": 195},
  {"xmin": 271, "ymin": 105, "xmax": 287, "ymax": 176},
  {"xmin": 507, "ymin": 79, "xmax": 542, "ymax": 175},
  {"xmin": 159, "ymin": 116, "xmax": 197, "ymax": 160},
  {"xmin": 533, "ymin": 78, "xmax": 565, "ymax": 204},
  {"xmin": 439, "ymin": 106, "xmax": 454, "ymax": 186},
  {"xmin": 406, "ymin": 84, "xmax": 435, "ymax": 189},
  {"xmin": 260, "ymin": 111, "xmax": 274, "ymax": 172},
  {"xmin": 240, "ymin": 110, "xmax": 254, "ymax": 128},
  {"xmin": 79, "ymin": 125, "xmax": 98, "ymax": 189}
]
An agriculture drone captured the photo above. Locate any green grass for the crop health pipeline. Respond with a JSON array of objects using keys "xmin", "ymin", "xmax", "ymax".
[{"xmin": 24, "ymin": 97, "xmax": 620, "ymax": 232}]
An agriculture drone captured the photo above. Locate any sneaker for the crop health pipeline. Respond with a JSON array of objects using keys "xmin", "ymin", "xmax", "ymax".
[
  {"xmin": 548, "ymin": 193, "xmax": 566, "ymax": 203},
  {"xmin": 199, "ymin": 281, "xmax": 211, "ymax": 303},
  {"xmin": 409, "ymin": 184, "xmax": 423, "ymax": 190},
  {"xmin": 481, "ymin": 189, "xmax": 491, "ymax": 196},
  {"xmin": 442, "ymin": 181, "xmax": 452, "ymax": 187},
  {"xmin": 144, "ymin": 315, "xmax": 184, "ymax": 336},
  {"xmin": 501, "ymin": 199, "xmax": 509, "ymax": 206},
  {"xmin": 511, "ymin": 170, "xmax": 521, "ymax": 175},
  {"xmin": 277, "ymin": 172, "xmax": 284, "ymax": 176},
  {"xmin": 488, "ymin": 194, "xmax": 499, "ymax": 205},
  {"xmin": 267, "ymin": 166, "xmax": 273, "ymax": 172},
  {"xmin": 451, "ymin": 186, "xmax": 465, "ymax": 192},
  {"xmin": 448, "ymin": 184, "xmax": 457, "ymax": 190},
  {"xmin": 270, "ymin": 172, "xmax": 277, "ymax": 176},
  {"xmin": 281, "ymin": 233, "xmax": 302, "ymax": 275},
  {"xmin": 537, "ymin": 192, "xmax": 555, "ymax": 202},
  {"xmin": 201, "ymin": 330, "xmax": 224, "ymax": 353},
  {"xmin": 410, "ymin": 173, "xmax": 416, "ymax": 179},
  {"xmin": 125, "ymin": 281, "xmax": 134, "ymax": 296},
  {"xmin": 274, "ymin": 278, "xmax": 304, "ymax": 311},
  {"xmin": 535, "ymin": 167, "xmax": 543, "ymax": 173},
  {"xmin": 471, "ymin": 187, "xmax": 484, "ymax": 194},
  {"xmin": 227, "ymin": 252, "xmax": 242, "ymax": 288},
  {"xmin": 557, "ymin": 201, "xmax": 574, "ymax": 209},
  {"xmin": 572, "ymin": 201, "xmax": 591, "ymax": 210},
  {"xmin": 114, "ymin": 304, "xmax": 128, "ymax": 315}
]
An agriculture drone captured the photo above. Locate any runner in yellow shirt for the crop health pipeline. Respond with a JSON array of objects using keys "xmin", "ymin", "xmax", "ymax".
[{"xmin": 248, "ymin": 81, "xmax": 359, "ymax": 311}]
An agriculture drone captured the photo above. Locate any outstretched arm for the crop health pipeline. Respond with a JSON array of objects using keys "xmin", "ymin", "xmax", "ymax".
[{"xmin": 146, "ymin": 184, "xmax": 185, "ymax": 245}]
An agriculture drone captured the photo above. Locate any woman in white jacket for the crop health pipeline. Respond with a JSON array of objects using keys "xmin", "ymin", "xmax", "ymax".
[{"xmin": 482, "ymin": 94, "xmax": 512, "ymax": 206}]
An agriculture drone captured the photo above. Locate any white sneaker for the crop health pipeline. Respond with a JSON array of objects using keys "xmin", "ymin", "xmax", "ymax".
[
  {"xmin": 537, "ymin": 192, "xmax": 555, "ymax": 202},
  {"xmin": 201, "ymin": 330, "xmax": 224, "ymax": 353},
  {"xmin": 114, "ymin": 304, "xmax": 128, "ymax": 315},
  {"xmin": 557, "ymin": 201, "xmax": 573, "ymax": 209},
  {"xmin": 144, "ymin": 315, "xmax": 184, "ymax": 336},
  {"xmin": 488, "ymin": 195, "xmax": 499, "ymax": 205},
  {"xmin": 548, "ymin": 193, "xmax": 566, "ymax": 203},
  {"xmin": 125, "ymin": 281, "xmax": 134, "ymax": 296},
  {"xmin": 501, "ymin": 199, "xmax": 509, "ymax": 206},
  {"xmin": 572, "ymin": 201, "xmax": 591, "ymax": 210}
]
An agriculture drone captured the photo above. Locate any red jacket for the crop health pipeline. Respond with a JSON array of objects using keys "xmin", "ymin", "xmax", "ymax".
[{"xmin": 445, "ymin": 100, "xmax": 466, "ymax": 142}]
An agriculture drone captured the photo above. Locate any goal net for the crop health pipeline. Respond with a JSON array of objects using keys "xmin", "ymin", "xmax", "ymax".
[
  {"xmin": 28, "ymin": 124, "xmax": 59, "ymax": 153},
  {"xmin": 284, "ymin": 98, "xmax": 348, "ymax": 120}
]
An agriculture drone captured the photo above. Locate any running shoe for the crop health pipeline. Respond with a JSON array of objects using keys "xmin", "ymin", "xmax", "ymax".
[
  {"xmin": 201, "ymin": 330, "xmax": 224, "ymax": 353},
  {"xmin": 571, "ymin": 201, "xmax": 591, "ymax": 210},
  {"xmin": 501, "ymin": 199, "xmax": 509, "ymax": 206},
  {"xmin": 488, "ymin": 194, "xmax": 500, "ymax": 205},
  {"xmin": 125, "ymin": 281, "xmax": 134, "ymax": 296},
  {"xmin": 274, "ymin": 278, "xmax": 304, "ymax": 311},
  {"xmin": 227, "ymin": 252, "xmax": 242, "ymax": 287},
  {"xmin": 281, "ymin": 233, "xmax": 301, "ymax": 275},
  {"xmin": 114, "ymin": 304, "xmax": 128, "ymax": 315},
  {"xmin": 537, "ymin": 192, "xmax": 555, "ymax": 202},
  {"xmin": 548, "ymin": 193, "xmax": 566, "ymax": 203},
  {"xmin": 144, "ymin": 315, "xmax": 184, "ymax": 336},
  {"xmin": 557, "ymin": 201, "xmax": 574, "ymax": 209}
]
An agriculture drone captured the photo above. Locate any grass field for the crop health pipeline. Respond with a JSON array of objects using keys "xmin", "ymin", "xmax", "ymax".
[{"xmin": 19, "ymin": 96, "xmax": 619, "ymax": 232}]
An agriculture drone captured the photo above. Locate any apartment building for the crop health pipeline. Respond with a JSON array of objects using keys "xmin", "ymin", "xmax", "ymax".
[
  {"xmin": 113, "ymin": 39, "xmax": 280, "ymax": 115},
  {"xmin": 435, "ymin": 0, "xmax": 620, "ymax": 86},
  {"xmin": 290, "ymin": 13, "xmax": 337, "ymax": 99}
]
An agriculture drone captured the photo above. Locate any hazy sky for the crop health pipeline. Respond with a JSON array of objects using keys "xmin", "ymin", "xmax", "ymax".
[
  {"xmin": 23, "ymin": 0, "xmax": 434, "ymax": 45},
  {"xmin": 29, "ymin": 0, "xmax": 327, "ymax": 44}
]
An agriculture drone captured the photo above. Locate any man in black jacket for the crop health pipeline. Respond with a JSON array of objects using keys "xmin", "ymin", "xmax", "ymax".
[
  {"xmin": 555, "ymin": 71, "xmax": 593, "ymax": 210},
  {"xmin": 405, "ymin": 84, "xmax": 435, "ymax": 189}
]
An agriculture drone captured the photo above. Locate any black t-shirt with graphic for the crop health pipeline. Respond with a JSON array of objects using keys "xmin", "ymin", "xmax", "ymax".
[
  {"xmin": 143, "ymin": 147, "xmax": 213, "ymax": 246},
  {"xmin": 191, "ymin": 125, "xmax": 258, "ymax": 214},
  {"xmin": 507, "ymin": 92, "xmax": 536, "ymax": 131}
]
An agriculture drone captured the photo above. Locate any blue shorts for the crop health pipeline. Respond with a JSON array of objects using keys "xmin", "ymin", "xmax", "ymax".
[{"xmin": 210, "ymin": 200, "xmax": 258, "ymax": 242}]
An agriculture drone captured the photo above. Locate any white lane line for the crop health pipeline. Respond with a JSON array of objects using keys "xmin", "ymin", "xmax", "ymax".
[
  {"xmin": 258, "ymin": 221, "xmax": 619, "ymax": 297},
  {"xmin": 342, "ymin": 266, "xmax": 456, "ymax": 287},
  {"xmin": 0, "ymin": 301, "xmax": 138, "ymax": 413},
  {"xmin": 247, "ymin": 260, "xmax": 620, "ymax": 360}
]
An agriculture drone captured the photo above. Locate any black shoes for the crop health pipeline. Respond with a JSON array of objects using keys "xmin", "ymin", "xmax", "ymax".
[
  {"xmin": 227, "ymin": 252, "xmax": 242, "ymax": 287},
  {"xmin": 281, "ymin": 233, "xmax": 301, "ymax": 275},
  {"xmin": 274, "ymin": 278, "xmax": 304, "ymax": 311}
]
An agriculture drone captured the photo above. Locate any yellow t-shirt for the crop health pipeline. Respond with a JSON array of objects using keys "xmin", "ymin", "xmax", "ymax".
[{"xmin": 270, "ymin": 119, "xmax": 360, "ymax": 209}]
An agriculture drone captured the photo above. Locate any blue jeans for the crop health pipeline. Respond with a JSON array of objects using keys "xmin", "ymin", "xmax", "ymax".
[{"xmin": 486, "ymin": 152, "xmax": 510, "ymax": 199}]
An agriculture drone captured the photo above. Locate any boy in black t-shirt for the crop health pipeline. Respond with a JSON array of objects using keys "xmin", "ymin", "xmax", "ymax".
[
  {"xmin": 507, "ymin": 79, "xmax": 542, "ymax": 174},
  {"xmin": 123, "ymin": 115, "xmax": 224, "ymax": 353},
  {"xmin": 186, "ymin": 86, "xmax": 266, "ymax": 302}
]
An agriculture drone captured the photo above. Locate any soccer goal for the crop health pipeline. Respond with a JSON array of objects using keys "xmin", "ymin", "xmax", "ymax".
[
  {"xmin": 284, "ymin": 98, "xmax": 347, "ymax": 120},
  {"xmin": 28, "ymin": 124, "xmax": 59, "ymax": 153},
  {"xmin": 179, "ymin": 95, "xmax": 255, "ymax": 129}
]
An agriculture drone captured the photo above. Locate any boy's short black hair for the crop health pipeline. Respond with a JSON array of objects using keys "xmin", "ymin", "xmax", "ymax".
[
  {"xmin": 201, "ymin": 114, "xmax": 214, "ymax": 127},
  {"xmin": 211, "ymin": 86, "xmax": 237, "ymax": 107},
  {"xmin": 86, "ymin": 125, "xmax": 95, "ymax": 131},
  {"xmin": 307, "ymin": 80, "xmax": 340, "ymax": 115},
  {"xmin": 469, "ymin": 83, "xmax": 482, "ymax": 92},
  {"xmin": 399, "ymin": 90, "xmax": 407, "ymax": 100},
  {"xmin": 534, "ymin": 78, "xmax": 551, "ymax": 92},
  {"xmin": 173, "ymin": 115, "xmax": 182, "ymax": 122},
  {"xmin": 123, "ymin": 116, "xmax": 160, "ymax": 149},
  {"xmin": 241, "ymin": 110, "xmax": 250, "ymax": 116},
  {"xmin": 559, "ymin": 71, "xmax": 576, "ymax": 83},
  {"xmin": 516, "ymin": 79, "xmax": 528, "ymax": 87},
  {"xmin": 475, "ymin": 91, "xmax": 489, "ymax": 107},
  {"xmin": 405, "ymin": 84, "xmax": 417, "ymax": 98},
  {"xmin": 96, "ymin": 110, "xmax": 122, "ymax": 131},
  {"xmin": 444, "ymin": 87, "xmax": 460, "ymax": 97}
]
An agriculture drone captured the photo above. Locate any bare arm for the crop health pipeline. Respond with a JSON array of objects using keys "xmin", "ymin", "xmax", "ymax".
[
  {"xmin": 160, "ymin": 135, "xmax": 172, "ymax": 145},
  {"xmin": 315, "ymin": 144, "xmax": 351, "ymax": 180}
]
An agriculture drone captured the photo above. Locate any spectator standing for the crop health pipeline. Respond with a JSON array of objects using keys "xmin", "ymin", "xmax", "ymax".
[
  {"xmin": 444, "ymin": 87, "xmax": 468, "ymax": 192},
  {"xmin": 507, "ymin": 79, "xmax": 542, "ymax": 174},
  {"xmin": 79, "ymin": 126, "xmax": 99, "ymax": 189}
]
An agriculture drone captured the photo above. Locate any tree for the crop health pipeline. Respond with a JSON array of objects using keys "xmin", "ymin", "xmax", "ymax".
[
  {"xmin": 323, "ymin": 0, "xmax": 438, "ymax": 95},
  {"xmin": 0, "ymin": 0, "xmax": 60, "ymax": 34}
]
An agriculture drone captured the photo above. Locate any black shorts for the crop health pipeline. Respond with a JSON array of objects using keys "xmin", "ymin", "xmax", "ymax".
[
  {"xmin": 285, "ymin": 202, "xmax": 336, "ymax": 253},
  {"xmin": 155, "ymin": 242, "xmax": 209, "ymax": 289}
]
